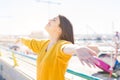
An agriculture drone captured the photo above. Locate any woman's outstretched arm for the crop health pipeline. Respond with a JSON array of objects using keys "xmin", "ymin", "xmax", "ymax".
[
  {"xmin": 62, "ymin": 44, "xmax": 98, "ymax": 67},
  {"xmin": 15, "ymin": 37, "xmax": 46, "ymax": 54}
]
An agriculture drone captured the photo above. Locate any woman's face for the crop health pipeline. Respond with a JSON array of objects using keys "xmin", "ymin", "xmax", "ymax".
[{"xmin": 45, "ymin": 16, "xmax": 62, "ymax": 36}]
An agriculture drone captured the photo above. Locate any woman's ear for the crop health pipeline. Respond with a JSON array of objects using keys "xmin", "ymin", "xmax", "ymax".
[{"xmin": 57, "ymin": 28, "xmax": 62, "ymax": 34}]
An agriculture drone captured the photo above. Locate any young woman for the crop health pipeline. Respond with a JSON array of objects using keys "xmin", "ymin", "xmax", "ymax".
[{"xmin": 18, "ymin": 15, "xmax": 97, "ymax": 80}]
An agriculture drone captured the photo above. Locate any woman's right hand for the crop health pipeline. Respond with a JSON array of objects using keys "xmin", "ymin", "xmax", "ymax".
[
  {"xmin": 15, "ymin": 38, "xmax": 21, "ymax": 44},
  {"xmin": 75, "ymin": 47, "xmax": 98, "ymax": 68}
]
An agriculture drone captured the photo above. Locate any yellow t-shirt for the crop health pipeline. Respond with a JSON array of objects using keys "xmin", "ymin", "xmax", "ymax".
[{"xmin": 21, "ymin": 38, "xmax": 72, "ymax": 80}]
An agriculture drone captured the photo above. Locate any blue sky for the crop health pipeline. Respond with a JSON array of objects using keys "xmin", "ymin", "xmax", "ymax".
[{"xmin": 0, "ymin": 0, "xmax": 120, "ymax": 35}]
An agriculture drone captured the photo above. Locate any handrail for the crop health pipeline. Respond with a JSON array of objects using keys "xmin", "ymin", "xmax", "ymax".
[
  {"xmin": 0, "ymin": 46, "xmax": 101, "ymax": 80},
  {"xmin": 66, "ymin": 69, "xmax": 100, "ymax": 80}
]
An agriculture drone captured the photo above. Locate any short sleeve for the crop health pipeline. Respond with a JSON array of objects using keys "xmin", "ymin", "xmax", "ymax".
[{"xmin": 57, "ymin": 40, "xmax": 72, "ymax": 64}]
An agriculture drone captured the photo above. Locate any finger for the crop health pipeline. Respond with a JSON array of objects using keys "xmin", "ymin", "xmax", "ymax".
[
  {"xmin": 84, "ymin": 60, "xmax": 92, "ymax": 68},
  {"xmin": 79, "ymin": 56, "xmax": 96, "ymax": 68},
  {"xmin": 84, "ymin": 56, "xmax": 96, "ymax": 68},
  {"xmin": 82, "ymin": 58, "xmax": 91, "ymax": 67},
  {"xmin": 80, "ymin": 59, "xmax": 85, "ymax": 66},
  {"xmin": 77, "ymin": 52, "xmax": 84, "ymax": 60},
  {"xmin": 88, "ymin": 48, "xmax": 97, "ymax": 56},
  {"xmin": 88, "ymin": 57, "xmax": 96, "ymax": 68},
  {"xmin": 88, "ymin": 58, "xmax": 96, "ymax": 68}
]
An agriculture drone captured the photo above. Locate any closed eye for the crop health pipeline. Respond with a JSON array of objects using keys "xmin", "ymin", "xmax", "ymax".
[{"xmin": 52, "ymin": 18, "xmax": 57, "ymax": 21}]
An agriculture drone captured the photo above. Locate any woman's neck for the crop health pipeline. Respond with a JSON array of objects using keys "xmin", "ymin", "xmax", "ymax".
[
  {"xmin": 45, "ymin": 36, "xmax": 59, "ymax": 52},
  {"xmin": 49, "ymin": 36, "xmax": 59, "ymax": 44}
]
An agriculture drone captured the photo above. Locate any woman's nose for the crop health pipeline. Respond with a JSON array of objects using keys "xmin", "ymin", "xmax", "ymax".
[{"xmin": 49, "ymin": 18, "xmax": 52, "ymax": 21}]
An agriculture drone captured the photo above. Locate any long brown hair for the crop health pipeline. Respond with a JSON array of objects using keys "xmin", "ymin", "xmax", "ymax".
[{"xmin": 59, "ymin": 15, "xmax": 74, "ymax": 44}]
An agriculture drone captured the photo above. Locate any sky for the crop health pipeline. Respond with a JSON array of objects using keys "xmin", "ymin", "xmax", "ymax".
[{"xmin": 0, "ymin": 0, "xmax": 120, "ymax": 35}]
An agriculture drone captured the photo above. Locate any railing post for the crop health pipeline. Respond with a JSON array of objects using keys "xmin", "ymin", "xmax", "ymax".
[{"xmin": 12, "ymin": 52, "xmax": 18, "ymax": 67}]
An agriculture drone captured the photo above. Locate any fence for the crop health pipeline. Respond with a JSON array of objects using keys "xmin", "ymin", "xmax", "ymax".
[{"xmin": 0, "ymin": 46, "xmax": 101, "ymax": 80}]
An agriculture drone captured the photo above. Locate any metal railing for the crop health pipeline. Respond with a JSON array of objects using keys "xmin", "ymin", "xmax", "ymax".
[{"xmin": 0, "ymin": 46, "xmax": 101, "ymax": 80}]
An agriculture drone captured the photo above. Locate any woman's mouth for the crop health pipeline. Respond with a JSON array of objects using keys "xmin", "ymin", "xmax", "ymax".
[{"xmin": 47, "ymin": 22, "xmax": 51, "ymax": 26}]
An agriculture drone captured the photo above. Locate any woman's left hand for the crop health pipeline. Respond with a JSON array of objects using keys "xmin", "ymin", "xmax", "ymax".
[{"xmin": 75, "ymin": 47, "xmax": 97, "ymax": 68}]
